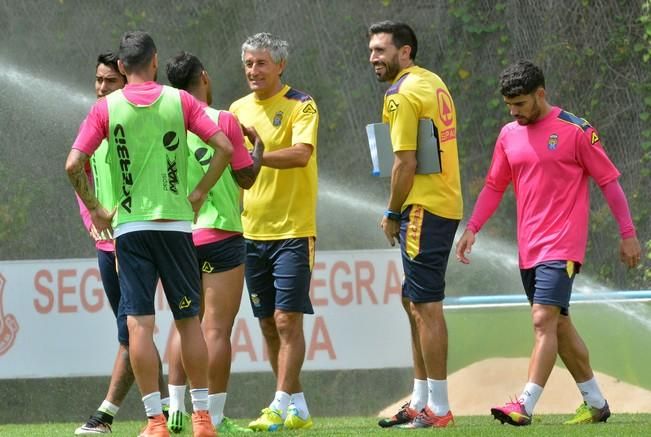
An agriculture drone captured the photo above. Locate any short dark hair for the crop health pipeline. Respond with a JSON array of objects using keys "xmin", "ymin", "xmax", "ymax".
[
  {"xmin": 118, "ymin": 31, "xmax": 157, "ymax": 73},
  {"xmin": 166, "ymin": 51, "xmax": 204, "ymax": 91},
  {"xmin": 368, "ymin": 21, "xmax": 418, "ymax": 60},
  {"xmin": 96, "ymin": 51, "xmax": 119, "ymax": 71},
  {"xmin": 500, "ymin": 60, "xmax": 545, "ymax": 97},
  {"xmin": 96, "ymin": 51, "xmax": 126, "ymax": 80}
]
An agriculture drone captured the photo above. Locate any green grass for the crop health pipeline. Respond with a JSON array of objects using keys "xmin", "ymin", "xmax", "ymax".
[
  {"xmin": 446, "ymin": 303, "xmax": 651, "ymax": 390},
  {"xmin": 2, "ymin": 415, "xmax": 651, "ymax": 436}
]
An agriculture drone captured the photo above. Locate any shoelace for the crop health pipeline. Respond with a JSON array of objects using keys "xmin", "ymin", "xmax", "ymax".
[
  {"xmin": 395, "ymin": 402, "xmax": 414, "ymax": 419},
  {"xmin": 412, "ymin": 408, "xmax": 432, "ymax": 424},
  {"xmin": 505, "ymin": 395, "xmax": 524, "ymax": 409},
  {"xmin": 85, "ymin": 416, "xmax": 111, "ymax": 430}
]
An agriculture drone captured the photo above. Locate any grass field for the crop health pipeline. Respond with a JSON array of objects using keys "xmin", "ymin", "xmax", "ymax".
[
  {"xmin": 2, "ymin": 414, "xmax": 651, "ymax": 436},
  {"xmin": 445, "ymin": 303, "xmax": 651, "ymax": 390}
]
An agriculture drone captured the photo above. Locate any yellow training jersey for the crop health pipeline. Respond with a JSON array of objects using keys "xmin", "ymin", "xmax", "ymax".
[
  {"xmin": 229, "ymin": 84, "xmax": 319, "ymax": 240},
  {"xmin": 382, "ymin": 65, "xmax": 463, "ymax": 220}
]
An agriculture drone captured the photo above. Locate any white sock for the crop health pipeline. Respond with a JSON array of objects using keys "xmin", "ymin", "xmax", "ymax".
[
  {"xmin": 410, "ymin": 379, "xmax": 428, "ymax": 412},
  {"xmin": 98, "ymin": 400, "xmax": 119, "ymax": 417},
  {"xmin": 142, "ymin": 392, "xmax": 162, "ymax": 417},
  {"xmin": 269, "ymin": 391, "xmax": 291, "ymax": 419},
  {"xmin": 168, "ymin": 384, "xmax": 187, "ymax": 413},
  {"xmin": 289, "ymin": 392, "xmax": 309, "ymax": 419},
  {"xmin": 161, "ymin": 397, "xmax": 170, "ymax": 409},
  {"xmin": 209, "ymin": 392, "xmax": 227, "ymax": 426},
  {"xmin": 577, "ymin": 378, "xmax": 606, "ymax": 409},
  {"xmin": 426, "ymin": 379, "xmax": 450, "ymax": 416},
  {"xmin": 518, "ymin": 382, "xmax": 543, "ymax": 415},
  {"xmin": 190, "ymin": 388, "xmax": 209, "ymax": 412}
]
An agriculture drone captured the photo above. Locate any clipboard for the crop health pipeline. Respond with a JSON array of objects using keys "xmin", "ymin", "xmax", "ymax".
[{"xmin": 366, "ymin": 119, "xmax": 441, "ymax": 177}]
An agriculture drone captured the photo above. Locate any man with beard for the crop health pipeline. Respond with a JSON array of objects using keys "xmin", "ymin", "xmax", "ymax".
[
  {"xmin": 369, "ymin": 21, "xmax": 462, "ymax": 429},
  {"xmin": 66, "ymin": 31, "xmax": 233, "ymax": 437},
  {"xmin": 74, "ymin": 51, "xmax": 170, "ymax": 435},
  {"xmin": 455, "ymin": 59, "xmax": 641, "ymax": 426}
]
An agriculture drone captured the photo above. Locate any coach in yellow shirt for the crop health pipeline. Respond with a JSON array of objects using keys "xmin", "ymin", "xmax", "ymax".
[
  {"xmin": 229, "ymin": 32, "xmax": 318, "ymax": 432},
  {"xmin": 369, "ymin": 21, "xmax": 462, "ymax": 430}
]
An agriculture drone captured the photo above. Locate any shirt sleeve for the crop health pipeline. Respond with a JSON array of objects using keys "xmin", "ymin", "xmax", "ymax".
[
  {"xmin": 384, "ymin": 92, "xmax": 419, "ymax": 152},
  {"xmin": 466, "ymin": 185, "xmax": 506, "ymax": 234},
  {"xmin": 71, "ymin": 99, "xmax": 109, "ymax": 156},
  {"xmin": 180, "ymin": 90, "xmax": 221, "ymax": 142},
  {"xmin": 600, "ymin": 179, "xmax": 637, "ymax": 238},
  {"xmin": 484, "ymin": 129, "xmax": 512, "ymax": 192},
  {"xmin": 291, "ymin": 99, "xmax": 319, "ymax": 147},
  {"xmin": 576, "ymin": 126, "xmax": 620, "ymax": 186},
  {"xmin": 220, "ymin": 111, "xmax": 252, "ymax": 171}
]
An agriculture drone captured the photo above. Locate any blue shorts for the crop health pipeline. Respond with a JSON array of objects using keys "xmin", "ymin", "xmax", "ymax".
[
  {"xmin": 520, "ymin": 260, "xmax": 580, "ymax": 316},
  {"xmin": 196, "ymin": 235, "xmax": 245, "ymax": 274},
  {"xmin": 399, "ymin": 205, "xmax": 459, "ymax": 303},
  {"xmin": 244, "ymin": 237, "xmax": 315, "ymax": 318},
  {"xmin": 115, "ymin": 231, "xmax": 201, "ymax": 320},
  {"xmin": 97, "ymin": 249, "xmax": 128, "ymax": 345}
]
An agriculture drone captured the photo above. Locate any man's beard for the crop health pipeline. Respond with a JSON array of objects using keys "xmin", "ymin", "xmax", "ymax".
[
  {"xmin": 516, "ymin": 102, "xmax": 541, "ymax": 125},
  {"xmin": 375, "ymin": 57, "xmax": 401, "ymax": 82}
]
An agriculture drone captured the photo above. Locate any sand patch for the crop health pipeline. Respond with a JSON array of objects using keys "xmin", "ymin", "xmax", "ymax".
[{"xmin": 379, "ymin": 357, "xmax": 651, "ymax": 416}]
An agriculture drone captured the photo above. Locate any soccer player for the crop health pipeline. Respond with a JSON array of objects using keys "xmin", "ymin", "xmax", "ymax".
[
  {"xmin": 164, "ymin": 51, "xmax": 262, "ymax": 434},
  {"xmin": 229, "ymin": 32, "xmax": 318, "ymax": 432},
  {"xmin": 74, "ymin": 51, "xmax": 169, "ymax": 435},
  {"xmin": 455, "ymin": 60, "xmax": 641, "ymax": 426},
  {"xmin": 368, "ymin": 21, "xmax": 462, "ymax": 429},
  {"xmin": 66, "ymin": 31, "xmax": 234, "ymax": 437}
]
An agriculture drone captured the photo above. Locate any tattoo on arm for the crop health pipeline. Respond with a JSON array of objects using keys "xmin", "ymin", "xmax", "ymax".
[
  {"xmin": 233, "ymin": 165, "xmax": 256, "ymax": 189},
  {"xmin": 67, "ymin": 155, "xmax": 99, "ymax": 210}
]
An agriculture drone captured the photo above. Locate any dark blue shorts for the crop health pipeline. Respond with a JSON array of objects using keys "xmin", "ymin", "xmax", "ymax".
[
  {"xmin": 196, "ymin": 235, "xmax": 245, "ymax": 274},
  {"xmin": 520, "ymin": 260, "xmax": 580, "ymax": 316},
  {"xmin": 115, "ymin": 231, "xmax": 201, "ymax": 320},
  {"xmin": 97, "ymin": 249, "xmax": 128, "ymax": 345},
  {"xmin": 244, "ymin": 237, "xmax": 315, "ymax": 318},
  {"xmin": 399, "ymin": 205, "xmax": 459, "ymax": 303}
]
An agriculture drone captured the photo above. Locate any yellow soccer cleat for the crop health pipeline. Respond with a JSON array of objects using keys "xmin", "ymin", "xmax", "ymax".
[
  {"xmin": 284, "ymin": 405, "xmax": 314, "ymax": 430},
  {"xmin": 248, "ymin": 408, "xmax": 284, "ymax": 432},
  {"xmin": 564, "ymin": 401, "xmax": 611, "ymax": 424}
]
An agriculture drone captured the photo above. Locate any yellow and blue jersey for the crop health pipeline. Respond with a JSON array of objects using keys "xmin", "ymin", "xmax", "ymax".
[
  {"xmin": 382, "ymin": 65, "xmax": 463, "ymax": 220},
  {"xmin": 229, "ymin": 84, "xmax": 319, "ymax": 240}
]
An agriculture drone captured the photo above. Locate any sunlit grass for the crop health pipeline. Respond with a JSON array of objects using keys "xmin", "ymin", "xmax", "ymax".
[{"xmin": 2, "ymin": 414, "xmax": 650, "ymax": 436}]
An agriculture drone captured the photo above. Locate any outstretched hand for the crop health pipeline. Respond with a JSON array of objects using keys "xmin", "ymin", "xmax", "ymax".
[
  {"xmin": 620, "ymin": 236, "xmax": 642, "ymax": 269},
  {"xmin": 455, "ymin": 229, "xmax": 476, "ymax": 264}
]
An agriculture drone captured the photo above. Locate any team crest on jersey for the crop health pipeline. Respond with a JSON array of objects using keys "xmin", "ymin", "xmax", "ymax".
[
  {"xmin": 273, "ymin": 111, "xmax": 284, "ymax": 127},
  {"xmin": 0, "ymin": 274, "xmax": 19, "ymax": 357},
  {"xmin": 388, "ymin": 99, "xmax": 399, "ymax": 112},
  {"xmin": 591, "ymin": 131, "xmax": 599, "ymax": 145},
  {"xmin": 548, "ymin": 133, "xmax": 559, "ymax": 151}
]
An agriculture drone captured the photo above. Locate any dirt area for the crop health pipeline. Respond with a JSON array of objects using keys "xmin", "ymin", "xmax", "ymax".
[{"xmin": 379, "ymin": 357, "xmax": 651, "ymax": 416}]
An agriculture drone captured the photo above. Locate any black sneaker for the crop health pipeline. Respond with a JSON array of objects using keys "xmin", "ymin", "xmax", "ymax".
[
  {"xmin": 378, "ymin": 402, "xmax": 419, "ymax": 428},
  {"xmin": 74, "ymin": 412, "xmax": 113, "ymax": 434}
]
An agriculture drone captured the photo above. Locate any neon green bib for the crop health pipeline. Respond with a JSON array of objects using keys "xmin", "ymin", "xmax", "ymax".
[
  {"xmin": 106, "ymin": 86, "xmax": 191, "ymax": 226},
  {"xmin": 187, "ymin": 107, "xmax": 243, "ymax": 233},
  {"xmin": 90, "ymin": 139, "xmax": 115, "ymax": 210}
]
